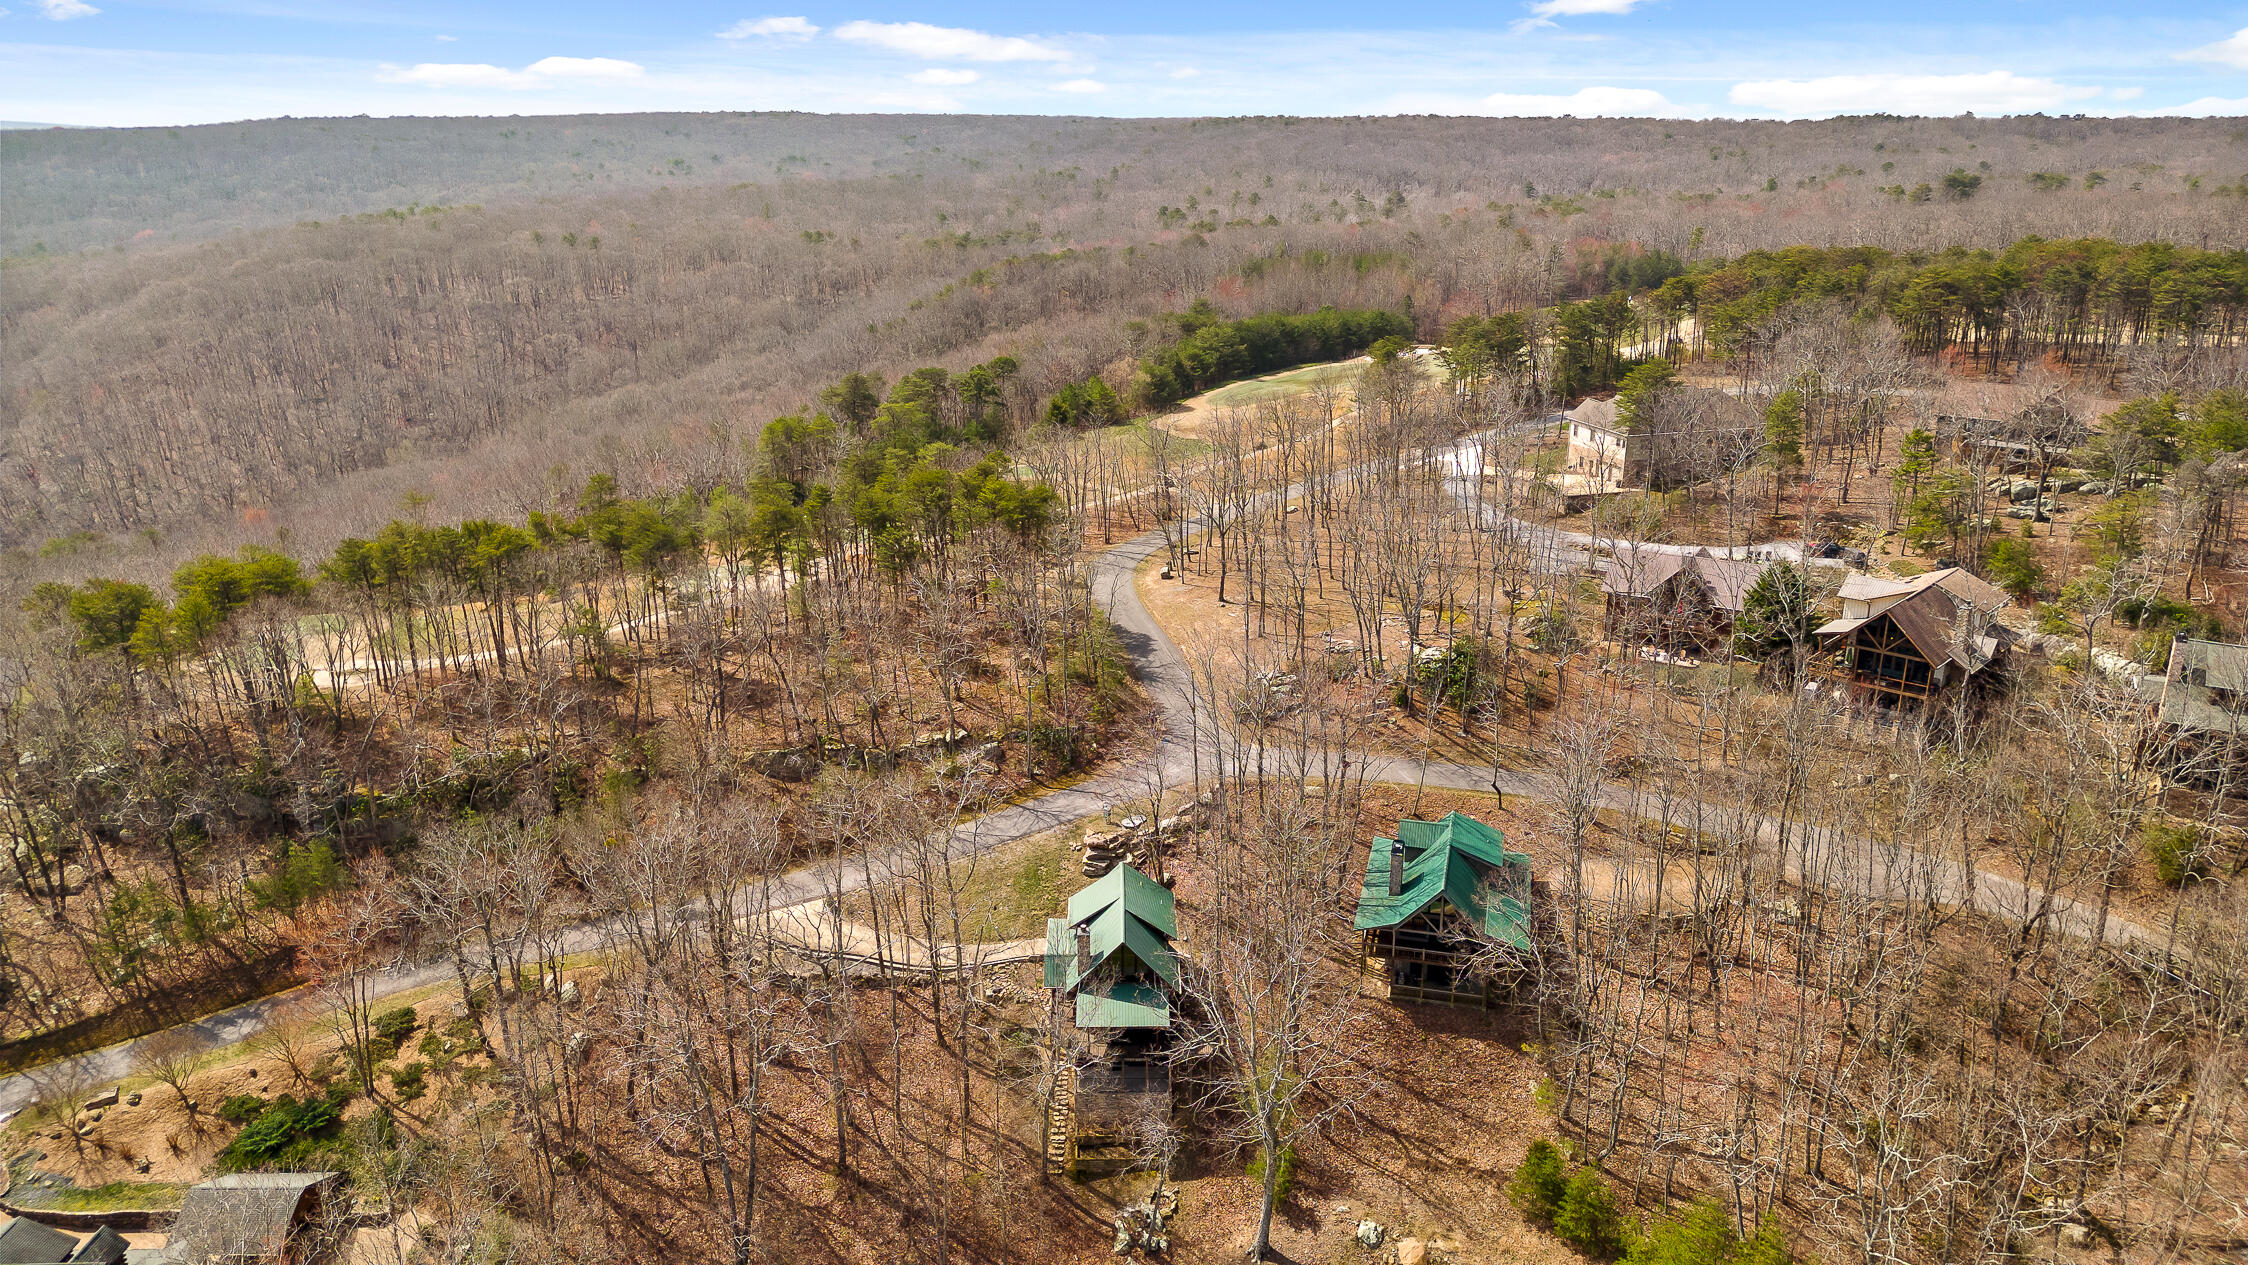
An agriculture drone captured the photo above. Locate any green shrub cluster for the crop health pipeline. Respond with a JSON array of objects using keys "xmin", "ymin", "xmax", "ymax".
[
  {"xmin": 1507, "ymin": 1140, "xmax": 1572, "ymax": 1227},
  {"xmin": 388, "ymin": 1060, "xmax": 429, "ymax": 1103},
  {"xmin": 2144, "ymin": 821, "xmax": 2205, "ymax": 887},
  {"xmin": 373, "ymin": 1006, "xmax": 419, "ymax": 1048},
  {"xmin": 1511, "ymin": 1141, "xmax": 1631, "ymax": 1256},
  {"xmin": 1414, "ymin": 638, "xmax": 1482, "ymax": 707},
  {"xmin": 1512, "ymin": 1142, "xmax": 1799, "ymax": 1265},
  {"xmin": 1627, "ymin": 1200, "xmax": 1796, "ymax": 1265},
  {"xmin": 215, "ymin": 1094, "xmax": 266, "ymax": 1125},
  {"xmin": 1981, "ymin": 538, "xmax": 2046, "ymax": 600},
  {"xmin": 1245, "ymin": 1144, "xmax": 1298, "ymax": 1203},
  {"xmin": 1132, "ymin": 301, "xmax": 1412, "ymax": 407},
  {"xmin": 1554, "ymin": 1168, "xmax": 1632, "ymax": 1259},
  {"xmin": 216, "ymin": 1085, "xmax": 353, "ymax": 1171}
]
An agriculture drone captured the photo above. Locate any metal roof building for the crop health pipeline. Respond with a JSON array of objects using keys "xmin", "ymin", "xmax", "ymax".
[
  {"xmin": 160, "ymin": 1173, "xmax": 340, "ymax": 1264},
  {"xmin": 1041, "ymin": 862, "xmax": 1183, "ymax": 1177},
  {"xmin": 1043, "ymin": 863, "xmax": 1180, "ymax": 1029},
  {"xmin": 0, "ymin": 1216, "xmax": 81, "ymax": 1265},
  {"xmin": 2151, "ymin": 638, "xmax": 2248, "ymax": 736},
  {"xmin": 1354, "ymin": 812, "xmax": 1533, "ymax": 953}
]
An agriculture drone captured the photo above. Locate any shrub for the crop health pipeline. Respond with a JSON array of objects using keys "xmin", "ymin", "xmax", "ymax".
[
  {"xmin": 1628, "ymin": 1199, "xmax": 1736, "ymax": 1265},
  {"xmin": 1735, "ymin": 565, "xmax": 1820, "ymax": 660},
  {"xmin": 2116, "ymin": 594, "xmax": 2225, "ymax": 669},
  {"xmin": 246, "ymin": 842, "xmax": 345, "ymax": 915},
  {"xmin": 216, "ymin": 1094, "xmax": 266, "ymax": 1125},
  {"xmin": 1245, "ymin": 1144, "xmax": 1297, "ymax": 1203},
  {"xmin": 1982, "ymin": 538, "xmax": 2045, "ymax": 599},
  {"xmin": 1529, "ymin": 606, "xmax": 1583, "ymax": 656},
  {"xmin": 416, "ymin": 1031, "xmax": 456, "ymax": 1073},
  {"xmin": 1627, "ymin": 1203, "xmax": 1794, "ymax": 1265},
  {"xmin": 388, "ymin": 1061, "xmax": 428, "ymax": 1103},
  {"xmin": 1024, "ymin": 722, "xmax": 1079, "ymax": 770},
  {"xmin": 1735, "ymin": 1214, "xmax": 1796, "ymax": 1265},
  {"xmin": 2145, "ymin": 821, "xmax": 2205, "ymax": 887},
  {"xmin": 216, "ymin": 1087, "xmax": 351, "ymax": 1171},
  {"xmin": 1415, "ymin": 638, "xmax": 1482, "ymax": 706},
  {"xmin": 1508, "ymin": 1139, "xmax": 1570, "ymax": 1226},
  {"xmin": 349, "ymin": 1040, "xmax": 388, "ymax": 1085},
  {"xmin": 373, "ymin": 1006, "xmax": 419, "ymax": 1047},
  {"xmin": 1554, "ymin": 1167, "xmax": 1632, "ymax": 1259}
]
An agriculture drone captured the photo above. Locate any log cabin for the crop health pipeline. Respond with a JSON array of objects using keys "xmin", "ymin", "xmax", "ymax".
[
  {"xmin": 1353, "ymin": 812, "xmax": 1533, "ymax": 1008},
  {"xmin": 1599, "ymin": 546, "xmax": 1766, "ymax": 654},
  {"xmin": 1041, "ymin": 863, "xmax": 1180, "ymax": 1175},
  {"xmin": 1810, "ymin": 567, "xmax": 2012, "ymax": 707}
]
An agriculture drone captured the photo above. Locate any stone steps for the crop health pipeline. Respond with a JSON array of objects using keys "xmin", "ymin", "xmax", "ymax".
[{"xmin": 1044, "ymin": 1062, "xmax": 1078, "ymax": 1174}]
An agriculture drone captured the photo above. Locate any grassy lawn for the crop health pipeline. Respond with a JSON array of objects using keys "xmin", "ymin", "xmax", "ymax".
[
  {"xmin": 945, "ymin": 823, "xmax": 1083, "ymax": 943},
  {"xmin": 1202, "ymin": 361, "xmax": 1364, "ymax": 408},
  {"xmin": 4, "ymin": 1172, "xmax": 188, "ymax": 1212},
  {"xmin": 1095, "ymin": 419, "xmax": 1209, "ymax": 459},
  {"xmin": 1199, "ymin": 355, "xmax": 1444, "ymax": 410}
]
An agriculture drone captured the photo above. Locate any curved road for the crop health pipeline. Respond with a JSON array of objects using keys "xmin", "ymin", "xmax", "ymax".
[{"xmin": 0, "ymin": 507, "xmax": 2174, "ymax": 1116}]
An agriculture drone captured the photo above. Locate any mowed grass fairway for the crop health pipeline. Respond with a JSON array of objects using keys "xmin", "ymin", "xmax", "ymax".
[{"xmin": 1200, "ymin": 359, "xmax": 1367, "ymax": 408}]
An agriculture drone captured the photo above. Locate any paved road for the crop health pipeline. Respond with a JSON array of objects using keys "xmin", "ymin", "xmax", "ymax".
[
  {"xmin": 0, "ymin": 484, "xmax": 2171, "ymax": 1116},
  {"xmin": 0, "ymin": 528, "xmax": 1195, "ymax": 1117},
  {"xmin": 1437, "ymin": 434, "xmax": 1850, "ymax": 575}
]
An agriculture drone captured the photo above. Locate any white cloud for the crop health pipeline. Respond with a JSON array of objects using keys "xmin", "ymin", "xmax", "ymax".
[
  {"xmin": 1475, "ymin": 85, "xmax": 1690, "ymax": 117},
  {"xmin": 1728, "ymin": 70, "xmax": 2096, "ymax": 117},
  {"xmin": 379, "ymin": 56, "xmax": 644, "ymax": 90},
  {"xmin": 379, "ymin": 62, "xmax": 531, "ymax": 88},
  {"xmin": 719, "ymin": 15, "xmax": 819, "ymax": 41},
  {"xmin": 1529, "ymin": 0, "xmax": 1645, "ymax": 15},
  {"xmin": 908, "ymin": 67, "xmax": 979, "ymax": 85},
  {"xmin": 434, "ymin": 34, "xmax": 456, "ymax": 42},
  {"xmin": 1053, "ymin": 78, "xmax": 1107, "ymax": 94},
  {"xmin": 2109, "ymin": 85, "xmax": 2142, "ymax": 101},
  {"xmin": 2138, "ymin": 95, "xmax": 2248, "ymax": 116},
  {"xmin": 1170, "ymin": 66, "xmax": 1200, "ymax": 79},
  {"xmin": 523, "ymin": 56, "xmax": 644, "ymax": 79},
  {"xmin": 35, "ymin": 0, "xmax": 100, "ymax": 19},
  {"xmin": 2180, "ymin": 26, "xmax": 2248, "ymax": 70},
  {"xmin": 832, "ymin": 20, "xmax": 1070, "ymax": 62}
]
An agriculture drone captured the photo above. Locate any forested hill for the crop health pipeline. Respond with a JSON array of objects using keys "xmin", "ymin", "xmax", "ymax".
[{"xmin": 5, "ymin": 111, "xmax": 2246, "ymax": 255}]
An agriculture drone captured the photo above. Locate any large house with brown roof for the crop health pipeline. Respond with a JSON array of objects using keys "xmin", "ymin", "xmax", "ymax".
[
  {"xmin": 1599, "ymin": 546, "xmax": 1767, "ymax": 653},
  {"xmin": 1811, "ymin": 568, "xmax": 2014, "ymax": 706}
]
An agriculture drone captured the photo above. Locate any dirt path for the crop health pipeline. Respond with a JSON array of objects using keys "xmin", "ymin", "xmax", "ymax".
[{"xmin": 764, "ymin": 897, "xmax": 1046, "ymax": 973}]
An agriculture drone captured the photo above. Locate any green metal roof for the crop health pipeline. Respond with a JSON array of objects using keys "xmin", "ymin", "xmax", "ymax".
[
  {"xmin": 1075, "ymin": 978, "xmax": 1172, "ymax": 1028},
  {"xmin": 1353, "ymin": 811, "xmax": 1533, "ymax": 951},
  {"xmin": 1044, "ymin": 862, "xmax": 1180, "ymax": 1026},
  {"xmin": 1066, "ymin": 862, "xmax": 1179, "ymax": 939}
]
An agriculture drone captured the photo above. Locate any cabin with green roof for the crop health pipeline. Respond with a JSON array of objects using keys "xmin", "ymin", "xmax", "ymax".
[
  {"xmin": 1354, "ymin": 811, "xmax": 1534, "ymax": 1007},
  {"xmin": 1041, "ymin": 862, "xmax": 1181, "ymax": 1175}
]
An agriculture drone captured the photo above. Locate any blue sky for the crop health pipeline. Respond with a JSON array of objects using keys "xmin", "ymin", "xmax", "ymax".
[{"xmin": 2, "ymin": 1, "xmax": 2245, "ymax": 126}]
